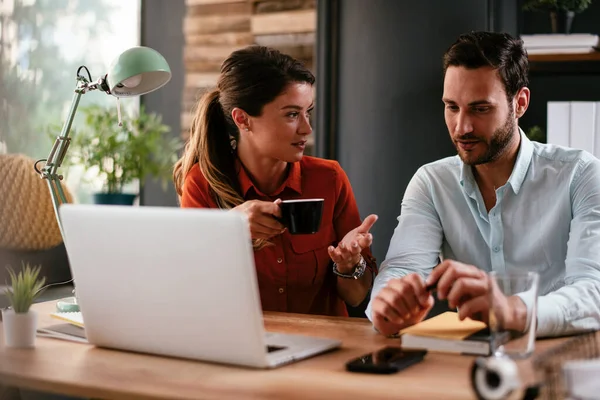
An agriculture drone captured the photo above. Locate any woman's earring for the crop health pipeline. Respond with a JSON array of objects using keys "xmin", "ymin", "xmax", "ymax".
[
  {"xmin": 229, "ymin": 135, "xmax": 237, "ymax": 152},
  {"xmin": 244, "ymin": 127, "xmax": 249, "ymax": 131}
]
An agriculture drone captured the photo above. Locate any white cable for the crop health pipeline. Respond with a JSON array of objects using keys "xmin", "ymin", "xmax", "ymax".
[{"xmin": 116, "ymin": 97, "xmax": 122, "ymax": 126}]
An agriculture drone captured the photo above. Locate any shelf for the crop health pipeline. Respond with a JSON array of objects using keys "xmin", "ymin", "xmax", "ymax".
[
  {"xmin": 528, "ymin": 52, "xmax": 600, "ymax": 62},
  {"xmin": 528, "ymin": 52, "xmax": 600, "ymax": 74}
]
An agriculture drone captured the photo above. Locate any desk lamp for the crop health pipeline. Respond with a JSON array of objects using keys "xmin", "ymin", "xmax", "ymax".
[{"xmin": 35, "ymin": 46, "xmax": 171, "ymax": 312}]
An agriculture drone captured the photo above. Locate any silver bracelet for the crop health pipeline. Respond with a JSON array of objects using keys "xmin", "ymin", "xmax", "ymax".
[{"xmin": 332, "ymin": 255, "xmax": 367, "ymax": 279}]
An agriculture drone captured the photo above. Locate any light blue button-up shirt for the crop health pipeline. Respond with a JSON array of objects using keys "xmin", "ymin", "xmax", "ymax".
[{"xmin": 367, "ymin": 130, "xmax": 600, "ymax": 337}]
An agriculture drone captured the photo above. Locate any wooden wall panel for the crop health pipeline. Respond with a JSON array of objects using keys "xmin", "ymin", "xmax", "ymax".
[{"xmin": 182, "ymin": 0, "xmax": 316, "ymax": 152}]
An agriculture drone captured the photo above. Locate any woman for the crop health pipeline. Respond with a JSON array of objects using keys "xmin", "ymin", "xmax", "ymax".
[{"xmin": 173, "ymin": 45, "xmax": 377, "ymax": 317}]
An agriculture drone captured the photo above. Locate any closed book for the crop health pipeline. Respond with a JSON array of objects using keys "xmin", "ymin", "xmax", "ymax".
[
  {"xmin": 38, "ymin": 323, "xmax": 87, "ymax": 343},
  {"xmin": 38, "ymin": 312, "xmax": 87, "ymax": 343},
  {"xmin": 50, "ymin": 311, "xmax": 85, "ymax": 328},
  {"xmin": 399, "ymin": 312, "xmax": 507, "ymax": 356}
]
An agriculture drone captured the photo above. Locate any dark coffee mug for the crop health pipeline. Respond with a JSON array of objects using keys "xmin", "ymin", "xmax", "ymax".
[{"xmin": 280, "ymin": 199, "xmax": 324, "ymax": 235}]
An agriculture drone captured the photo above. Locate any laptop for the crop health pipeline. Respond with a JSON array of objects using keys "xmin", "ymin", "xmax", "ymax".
[{"xmin": 59, "ymin": 204, "xmax": 341, "ymax": 368}]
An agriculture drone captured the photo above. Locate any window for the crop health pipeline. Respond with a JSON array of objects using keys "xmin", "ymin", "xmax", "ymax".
[{"xmin": 0, "ymin": 0, "xmax": 140, "ymax": 201}]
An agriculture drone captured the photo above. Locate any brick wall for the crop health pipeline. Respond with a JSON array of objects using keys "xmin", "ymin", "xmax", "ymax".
[{"xmin": 182, "ymin": 0, "xmax": 316, "ymax": 151}]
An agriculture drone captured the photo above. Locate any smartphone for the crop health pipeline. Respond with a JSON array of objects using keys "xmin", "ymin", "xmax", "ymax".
[{"xmin": 346, "ymin": 347, "xmax": 427, "ymax": 374}]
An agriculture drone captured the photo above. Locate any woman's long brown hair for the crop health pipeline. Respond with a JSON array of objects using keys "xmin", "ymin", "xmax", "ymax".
[{"xmin": 173, "ymin": 46, "xmax": 315, "ymax": 249}]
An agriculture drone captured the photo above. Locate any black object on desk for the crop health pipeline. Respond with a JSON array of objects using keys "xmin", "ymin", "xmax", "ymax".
[{"xmin": 346, "ymin": 346, "xmax": 427, "ymax": 374}]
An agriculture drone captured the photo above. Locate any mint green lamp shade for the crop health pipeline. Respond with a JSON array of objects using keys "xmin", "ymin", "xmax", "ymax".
[
  {"xmin": 107, "ymin": 46, "xmax": 171, "ymax": 97},
  {"xmin": 41, "ymin": 45, "xmax": 170, "ymax": 315}
]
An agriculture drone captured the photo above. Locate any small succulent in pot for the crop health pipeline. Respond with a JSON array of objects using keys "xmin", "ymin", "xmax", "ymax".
[
  {"xmin": 2, "ymin": 263, "xmax": 46, "ymax": 348},
  {"xmin": 5, "ymin": 263, "xmax": 46, "ymax": 313}
]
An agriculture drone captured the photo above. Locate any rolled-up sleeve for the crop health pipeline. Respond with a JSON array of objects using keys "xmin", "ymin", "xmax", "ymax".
[
  {"xmin": 535, "ymin": 158, "xmax": 600, "ymax": 336},
  {"xmin": 366, "ymin": 168, "xmax": 443, "ymax": 321}
]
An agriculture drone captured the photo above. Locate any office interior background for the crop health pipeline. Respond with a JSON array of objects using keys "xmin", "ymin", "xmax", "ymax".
[{"xmin": 2, "ymin": 0, "xmax": 600, "ymax": 315}]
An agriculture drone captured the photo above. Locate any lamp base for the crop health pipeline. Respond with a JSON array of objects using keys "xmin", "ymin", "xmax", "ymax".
[
  {"xmin": 93, "ymin": 193, "xmax": 137, "ymax": 205},
  {"xmin": 56, "ymin": 297, "xmax": 80, "ymax": 313}
]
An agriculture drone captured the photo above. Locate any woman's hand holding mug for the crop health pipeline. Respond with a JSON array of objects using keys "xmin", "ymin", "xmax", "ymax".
[{"xmin": 233, "ymin": 199, "xmax": 285, "ymax": 240}]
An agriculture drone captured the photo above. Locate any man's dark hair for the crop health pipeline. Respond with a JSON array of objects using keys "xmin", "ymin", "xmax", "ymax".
[{"xmin": 443, "ymin": 31, "xmax": 529, "ymax": 101}]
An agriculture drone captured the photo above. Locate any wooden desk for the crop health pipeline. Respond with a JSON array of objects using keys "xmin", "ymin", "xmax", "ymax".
[{"xmin": 0, "ymin": 302, "xmax": 564, "ymax": 400}]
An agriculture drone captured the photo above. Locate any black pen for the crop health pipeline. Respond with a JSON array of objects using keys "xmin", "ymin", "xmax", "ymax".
[
  {"xmin": 382, "ymin": 281, "xmax": 437, "ymax": 324},
  {"xmin": 424, "ymin": 282, "xmax": 437, "ymax": 292}
]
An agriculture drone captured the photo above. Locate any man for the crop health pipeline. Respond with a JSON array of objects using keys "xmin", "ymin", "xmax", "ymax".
[{"xmin": 367, "ymin": 31, "xmax": 600, "ymax": 338}]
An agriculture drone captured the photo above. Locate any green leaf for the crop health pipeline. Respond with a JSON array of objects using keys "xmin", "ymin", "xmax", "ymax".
[
  {"xmin": 526, "ymin": 126, "xmax": 546, "ymax": 143},
  {"xmin": 523, "ymin": 0, "xmax": 592, "ymax": 13},
  {"xmin": 4, "ymin": 263, "xmax": 46, "ymax": 313},
  {"xmin": 46, "ymin": 104, "xmax": 183, "ymax": 194}
]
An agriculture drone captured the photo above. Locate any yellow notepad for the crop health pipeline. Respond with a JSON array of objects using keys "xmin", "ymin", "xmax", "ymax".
[
  {"xmin": 50, "ymin": 311, "xmax": 85, "ymax": 328},
  {"xmin": 399, "ymin": 312, "xmax": 492, "ymax": 355},
  {"xmin": 400, "ymin": 311, "xmax": 486, "ymax": 340}
]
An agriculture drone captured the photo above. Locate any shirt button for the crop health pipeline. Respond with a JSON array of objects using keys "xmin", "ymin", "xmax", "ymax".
[
  {"xmin": 278, "ymin": 287, "xmax": 285, "ymax": 294},
  {"xmin": 493, "ymin": 246, "xmax": 500, "ymax": 253},
  {"xmin": 277, "ymin": 258, "xmax": 283, "ymax": 263}
]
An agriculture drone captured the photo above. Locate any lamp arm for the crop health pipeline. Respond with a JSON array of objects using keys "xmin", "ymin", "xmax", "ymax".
[
  {"xmin": 36, "ymin": 72, "xmax": 102, "ymax": 239},
  {"xmin": 45, "ymin": 90, "xmax": 81, "ymax": 176},
  {"xmin": 44, "ymin": 177, "xmax": 68, "ymax": 239}
]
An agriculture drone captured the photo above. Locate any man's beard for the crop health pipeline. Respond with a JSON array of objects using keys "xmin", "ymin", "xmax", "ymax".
[{"xmin": 454, "ymin": 109, "xmax": 516, "ymax": 166}]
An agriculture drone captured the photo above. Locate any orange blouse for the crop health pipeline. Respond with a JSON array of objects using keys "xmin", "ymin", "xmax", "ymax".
[{"xmin": 180, "ymin": 156, "xmax": 376, "ymax": 317}]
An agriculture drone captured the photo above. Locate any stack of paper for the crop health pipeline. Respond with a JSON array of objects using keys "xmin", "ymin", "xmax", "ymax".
[{"xmin": 521, "ymin": 34, "xmax": 599, "ymax": 54}]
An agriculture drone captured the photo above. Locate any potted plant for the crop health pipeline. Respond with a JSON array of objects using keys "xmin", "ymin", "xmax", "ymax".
[
  {"xmin": 523, "ymin": 0, "xmax": 593, "ymax": 34},
  {"xmin": 2, "ymin": 264, "xmax": 46, "ymax": 348},
  {"xmin": 48, "ymin": 104, "xmax": 182, "ymax": 205},
  {"xmin": 526, "ymin": 125, "xmax": 546, "ymax": 143}
]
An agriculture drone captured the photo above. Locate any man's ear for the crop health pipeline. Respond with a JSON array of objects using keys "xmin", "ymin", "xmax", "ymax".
[
  {"xmin": 231, "ymin": 108, "xmax": 250, "ymax": 131},
  {"xmin": 514, "ymin": 87, "xmax": 530, "ymax": 119}
]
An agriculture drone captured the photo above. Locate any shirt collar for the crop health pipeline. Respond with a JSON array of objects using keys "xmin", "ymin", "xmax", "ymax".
[
  {"xmin": 506, "ymin": 129, "xmax": 533, "ymax": 194},
  {"xmin": 459, "ymin": 158, "xmax": 475, "ymax": 195},
  {"xmin": 459, "ymin": 128, "xmax": 533, "ymax": 195},
  {"xmin": 237, "ymin": 159, "xmax": 303, "ymax": 198}
]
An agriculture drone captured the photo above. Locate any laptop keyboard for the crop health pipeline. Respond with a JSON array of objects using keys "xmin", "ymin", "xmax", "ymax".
[
  {"xmin": 267, "ymin": 345, "xmax": 285, "ymax": 353},
  {"xmin": 264, "ymin": 333, "xmax": 287, "ymax": 353}
]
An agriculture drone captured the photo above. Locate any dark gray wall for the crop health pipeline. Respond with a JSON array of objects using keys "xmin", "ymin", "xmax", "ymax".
[
  {"xmin": 493, "ymin": 0, "xmax": 519, "ymax": 35},
  {"xmin": 329, "ymin": 0, "xmax": 493, "ymax": 264},
  {"xmin": 140, "ymin": 0, "xmax": 185, "ymax": 207}
]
